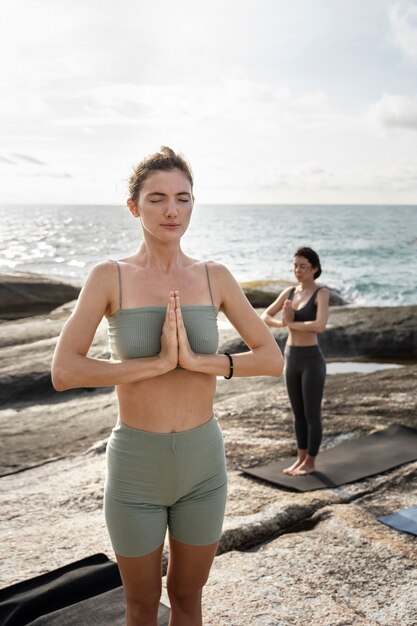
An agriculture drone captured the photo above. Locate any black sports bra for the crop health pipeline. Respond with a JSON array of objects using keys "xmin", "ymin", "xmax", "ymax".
[{"xmin": 288, "ymin": 287, "xmax": 322, "ymax": 322}]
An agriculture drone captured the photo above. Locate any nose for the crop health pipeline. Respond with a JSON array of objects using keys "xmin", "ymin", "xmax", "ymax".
[{"xmin": 165, "ymin": 199, "xmax": 178, "ymax": 217}]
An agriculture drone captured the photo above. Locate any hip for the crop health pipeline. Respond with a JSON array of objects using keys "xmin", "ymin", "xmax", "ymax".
[{"xmin": 105, "ymin": 416, "xmax": 227, "ymax": 501}]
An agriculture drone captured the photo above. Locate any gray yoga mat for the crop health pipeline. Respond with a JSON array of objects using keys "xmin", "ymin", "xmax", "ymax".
[
  {"xmin": 28, "ymin": 587, "xmax": 170, "ymax": 625},
  {"xmin": 0, "ymin": 554, "xmax": 170, "ymax": 626},
  {"xmin": 378, "ymin": 506, "xmax": 417, "ymax": 537},
  {"xmin": 241, "ymin": 424, "xmax": 417, "ymax": 492}
]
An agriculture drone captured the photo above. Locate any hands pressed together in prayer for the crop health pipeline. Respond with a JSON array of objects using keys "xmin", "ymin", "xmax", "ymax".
[
  {"xmin": 281, "ymin": 298, "xmax": 294, "ymax": 327},
  {"xmin": 159, "ymin": 291, "xmax": 196, "ymax": 371}
]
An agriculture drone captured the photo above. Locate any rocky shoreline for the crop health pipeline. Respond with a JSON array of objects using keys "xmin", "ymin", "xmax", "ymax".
[{"xmin": 1, "ymin": 274, "xmax": 417, "ymax": 625}]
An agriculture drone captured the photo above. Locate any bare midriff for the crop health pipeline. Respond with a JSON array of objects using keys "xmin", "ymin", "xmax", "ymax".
[
  {"xmin": 116, "ymin": 369, "xmax": 216, "ymax": 433},
  {"xmin": 287, "ymin": 328, "xmax": 318, "ymax": 347}
]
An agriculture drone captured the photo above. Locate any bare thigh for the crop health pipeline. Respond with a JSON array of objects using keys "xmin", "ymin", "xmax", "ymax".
[
  {"xmin": 167, "ymin": 535, "xmax": 219, "ymax": 596},
  {"xmin": 116, "ymin": 543, "xmax": 165, "ymax": 607}
]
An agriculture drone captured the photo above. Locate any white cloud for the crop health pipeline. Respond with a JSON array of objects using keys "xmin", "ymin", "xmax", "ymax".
[
  {"xmin": 51, "ymin": 79, "xmax": 331, "ymax": 136},
  {"xmin": 369, "ymin": 93, "xmax": 417, "ymax": 129},
  {"xmin": 389, "ymin": 0, "xmax": 417, "ymax": 62},
  {"xmin": 11, "ymin": 153, "xmax": 47, "ymax": 165},
  {"xmin": 0, "ymin": 1, "xmax": 416, "ymax": 204},
  {"xmin": 0, "ymin": 155, "xmax": 14, "ymax": 164},
  {"xmin": 0, "ymin": 152, "xmax": 72, "ymax": 180}
]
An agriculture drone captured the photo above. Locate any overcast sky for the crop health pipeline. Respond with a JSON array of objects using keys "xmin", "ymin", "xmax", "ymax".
[{"xmin": 1, "ymin": 0, "xmax": 417, "ymax": 205}]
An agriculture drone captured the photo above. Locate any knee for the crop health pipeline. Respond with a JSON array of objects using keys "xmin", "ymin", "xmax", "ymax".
[
  {"xmin": 167, "ymin": 580, "xmax": 203, "ymax": 611},
  {"xmin": 125, "ymin": 588, "xmax": 161, "ymax": 620}
]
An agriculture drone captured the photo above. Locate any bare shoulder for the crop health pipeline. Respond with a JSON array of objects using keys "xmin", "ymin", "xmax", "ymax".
[
  {"xmin": 73, "ymin": 259, "xmax": 119, "ymax": 318},
  {"xmin": 316, "ymin": 286, "xmax": 330, "ymax": 304},
  {"xmin": 271, "ymin": 285, "xmax": 294, "ymax": 305},
  {"xmin": 281, "ymin": 285, "xmax": 295, "ymax": 297},
  {"xmin": 204, "ymin": 260, "xmax": 235, "ymax": 283},
  {"xmin": 262, "ymin": 284, "xmax": 294, "ymax": 317},
  {"xmin": 83, "ymin": 259, "xmax": 118, "ymax": 290}
]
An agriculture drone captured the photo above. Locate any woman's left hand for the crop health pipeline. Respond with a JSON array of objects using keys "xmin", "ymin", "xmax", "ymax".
[
  {"xmin": 175, "ymin": 291, "xmax": 197, "ymax": 370},
  {"xmin": 282, "ymin": 299, "xmax": 294, "ymax": 326}
]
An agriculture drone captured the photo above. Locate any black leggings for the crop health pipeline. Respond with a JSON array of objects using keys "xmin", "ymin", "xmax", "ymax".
[{"xmin": 284, "ymin": 345, "xmax": 326, "ymax": 457}]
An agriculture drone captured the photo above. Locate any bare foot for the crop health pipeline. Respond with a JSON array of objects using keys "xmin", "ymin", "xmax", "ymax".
[
  {"xmin": 292, "ymin": 462, "xmax": 316, "ymax": 476},
  {"xmin": 283, "ymin": 458, "xmax": 304, "ymax": 475}
]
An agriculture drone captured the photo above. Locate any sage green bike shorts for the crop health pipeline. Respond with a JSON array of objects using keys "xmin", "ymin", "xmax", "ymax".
[{"xmin": 104, "ymin": 416, "xmax": 228, "ymax": 557}]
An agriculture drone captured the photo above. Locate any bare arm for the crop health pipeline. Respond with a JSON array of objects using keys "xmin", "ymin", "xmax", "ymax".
[
  {"xmin": 261, "ymin": 287, "xmax": 293, "ymax": 328},
  {"xmin": 177, "ymin": 264, "xmax": 284, "ymax": 377},
  {"xmin": 51, "ymin": 263, "xmax": 177, "ymax": 391},
  {"xmin": 286, "ymin": 288, "xmax": 329, "ymax": 334}
]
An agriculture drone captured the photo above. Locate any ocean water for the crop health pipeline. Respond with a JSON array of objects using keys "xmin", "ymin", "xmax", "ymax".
[{"xmin": 1, "ymin": 204, "xmax": 416, "ymax": 307}]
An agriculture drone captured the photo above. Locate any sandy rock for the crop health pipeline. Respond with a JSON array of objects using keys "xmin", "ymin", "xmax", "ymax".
[
  {"xmin": 0, "ymin": 273, "xmax": 80, "ymax": 320},
  {"xmin": 1, "ymin": 277, "xmax": 417, "ymax": 624},
  {"xmin": 203, "ymin": 501, "xmax": 417, "ymax": 626},
  {"xmin": 2, "ymin": 303, "xmax": 416, "ymax": 409},
  {"xmin": 2, "ymin": 441, "xmax": 416, "ymax": 626},
  {"xmin": 0, "ymin": 300, "xmax": 76, "ymax": 349},
  {"xmin": 223, "ymin": 305, "xmax": 417, "ymax": 361},
  {"xmin": 0, "ymin": 389, "xmax": 117, "ymax": 475},
  {"xmin": 1, "ymin": 366, "xmax": 417, "ymax": 624},
  {"xmin": 318, "ymin": 305, "xmax": 417, "ymax": 360},
  {"xmin": 2, "ymin": 365, "xmax": 416, "ymax": 477},
  {"xmin": 0, "ymin": 317, "xmax": 108, "ymax": 406}
]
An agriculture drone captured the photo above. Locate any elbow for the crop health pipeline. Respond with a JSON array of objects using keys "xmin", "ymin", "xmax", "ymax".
[
  {"xmin": 261, "ymin": 313, "xmax": 272, "ymax": 326},
  {"xmin": 272, "ymin": 355, "xmax": 284, "ymax": 377},
  {"xmin": 51, "ymin": 363, "xmax": 73, "ymax": 392},
  {"xmin": 266, "ymin": 345, "xmax": 285, "ymax": 377}
]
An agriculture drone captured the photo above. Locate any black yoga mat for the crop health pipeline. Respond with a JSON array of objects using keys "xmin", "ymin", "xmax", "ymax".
[
  {"xmin": 241, "ymin": 424, "xmax": 417, "ymax": 492},
  {"xmin": 378, "ymin": 506, "xmax": 417, "ymax": 537},
  {"xmin": 0, "ymin": 553, "xmax": 170, "ymax": 626}
]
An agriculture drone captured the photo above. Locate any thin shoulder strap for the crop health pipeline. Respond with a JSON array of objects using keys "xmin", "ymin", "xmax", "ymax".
[
  {"xmin": 205, "ymin": 263, "xmax": 214, "ymax": 305},
  {"xmin": 114, "ymin": 260, "xmax": 122, "ymax": 309},
  {"xmin": 313, "ymin": 286, "xmax": 323, "ymax": 300}
]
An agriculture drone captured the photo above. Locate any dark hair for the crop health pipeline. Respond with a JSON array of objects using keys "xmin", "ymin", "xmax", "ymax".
[
  {"xmin": 294, "ymin": 247, "xmax": 322, "ymax": 279},
  {"xmin": 128, "ymin": 146, "xmax": 193, "ymax": 203}
]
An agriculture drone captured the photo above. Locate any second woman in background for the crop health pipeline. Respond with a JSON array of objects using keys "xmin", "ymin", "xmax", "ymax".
[{"xmin": 262, "ymin": 247, "xmax": 329, "ymax": 476}]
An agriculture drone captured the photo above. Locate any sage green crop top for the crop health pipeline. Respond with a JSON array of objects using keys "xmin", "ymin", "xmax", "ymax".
[{"xmin": 107, "ymin": 261, "xmax": 219, "ymax": 360}]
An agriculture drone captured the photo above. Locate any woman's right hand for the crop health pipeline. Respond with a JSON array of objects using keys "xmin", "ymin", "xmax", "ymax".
[{"xmin": 159, "ymin": 292, "xmax": 179, "ymax": 371}]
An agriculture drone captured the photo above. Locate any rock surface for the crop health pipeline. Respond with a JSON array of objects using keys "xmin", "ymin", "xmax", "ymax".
[
  {"xmin": 1, "ymin": 366, "xmax": 417, "ymax": 624},
  {"xmin": 0, "ymin": 303, "xmax": 107, "ymax": 405},
  {"xmin": 1, "ymin": 276, "xmax": 417, "ymax": 625},
  {"xmin": 222, "ymin": 305, "xmax": 417, "ymax": 361},
  {"xmin": 0, "ymin": 273, "xmax": 80, "ymax": 320},
  {"xmin": 1, "ymin": 301, "xmax": 416, "ymax": 407}
]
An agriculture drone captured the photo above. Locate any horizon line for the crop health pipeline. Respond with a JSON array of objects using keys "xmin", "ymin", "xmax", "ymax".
[{"xmin": 1, "ymin": 202, "xmax": 417, "ymax": 208}]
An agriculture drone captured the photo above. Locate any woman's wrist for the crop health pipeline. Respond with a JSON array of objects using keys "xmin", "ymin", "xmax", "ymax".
[
  {"xmin": 156, "ymin": 353, "xmax": 178, "ymax": 374},
  {"xmin": 181, "ymin": 353, "xmax": 229, "ymax": 377}
]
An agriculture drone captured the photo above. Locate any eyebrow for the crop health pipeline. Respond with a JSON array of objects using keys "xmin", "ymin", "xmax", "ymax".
[{"xmin": 146, "ymin": 191, "xmax": 191, "ymax": 198}]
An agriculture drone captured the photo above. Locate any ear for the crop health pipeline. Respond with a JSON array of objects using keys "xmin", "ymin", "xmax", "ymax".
[{"xmin": 127, "ymin": 198, "xmax": 139, "ymax": 218}]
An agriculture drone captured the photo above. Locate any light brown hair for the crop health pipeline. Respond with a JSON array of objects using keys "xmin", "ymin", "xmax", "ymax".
[{"xmin": 128, "ymin": 146, "xmax": 194, "ymax": 203}]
